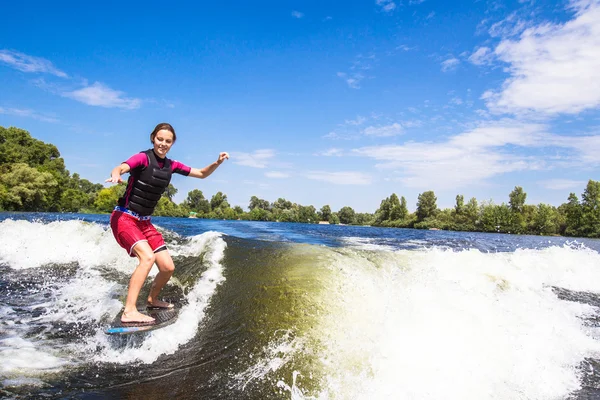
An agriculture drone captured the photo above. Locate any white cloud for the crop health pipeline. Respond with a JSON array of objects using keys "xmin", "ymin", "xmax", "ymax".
[
  {"xmin": 345, "ymin": 116, "xmax": 367, "ymax": 126},
  {"xmin": 305, "ymin": 171, "xmax": 372, "ymax": 185},
  {"xmin": 63, "ymin": 82, "xmax": 141, "ymax": 109},
  {"xmin": 396, "ymin": 45, "xmax": 415, "ymax": 51},
  {"xmin": 0, "ymin": 107, "xmax": 59, "ymax": 123},
  {"xmin": 488, "ymin": 12, "xmax": 530, "ymax": 38},
  {"xmin": 538, "ymin": 179, "xmax": 586, "ymax": 190},
  {"xmin": 441, "ymin": 57, "xmax": 460, "ymax": 72},
  {"xmin": 317, "ymin": 148, "xmax": 344, "ymax": 157},
  {"xmin": 291, "ymin": 10, "xmax": 304, "ymax": 18},
  {"xmin": 265, "ymin": 171, "xmax": 290, "ymax": 179},
  {"xmin": 376, "ymin": 0, "xmax": 396, "ymax": 12},
  {"xmin": 352, "ymin": 120, "xmax": 551, "ymax": 190},
  {"xmin": 0, "ymin": 50, "xmax": 67, "ymax": 78},
  {"xmin": 484, "ymin": 0, "xmax": 600, "ymax": 115},
  {"xmin": 468, "ymin": 46, "xmax": 494, "ymax": 66},
  {"xmin": 233, "ymin": 149, "xmax": 275, "ymax": 168},
  {"xmin": 337, "ymin": 72, "xmax": 363, "ymax": 89},
  {"xmin": 363, "ymin": 123, "xmax": 404, "ymax": 137},
  {"xmin": 449, "ymin": 97, "xmax": 463, "ymax": 106}
]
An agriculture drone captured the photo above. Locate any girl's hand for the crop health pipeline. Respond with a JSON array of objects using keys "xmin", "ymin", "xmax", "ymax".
[
  {"xmin": 217, "ymin": 152, "xmax": 229, "ymax": 164},
  {"xmin": 105, "ymin": 176, "xmax": 123, "ymax": 184}
]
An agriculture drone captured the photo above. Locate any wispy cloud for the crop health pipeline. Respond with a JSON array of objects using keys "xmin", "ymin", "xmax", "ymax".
[
  {"xmin": 468, "ymin": 46, "xmax": 494, "ymax": 66},
  {"xmin": 0, "ymin": 49, "xmax": 67, "ymax": 78},
  {"xmin": 396, "ymin": 45, "xmax": 416, "ymax": 51},
  {"xmin": 363, "ymin": 123, "xmax": 404, "ymax": 137},
  {"xmin": 345, "ymin": 116, "xmax": 367, "ymax": 126},
  {"xmin": 441, "ymin": 57, "xmax": 460, "ymax": 72},
  {"xmin": 538, "ymin": 179, "xmax": 586, "ymax": 190},
  {"xmin": 376, "ymin": 0, "xmax": 396, "ymax": 12},
  {"xmin": 63, "ymin": 82, "xmax": 141, "ymax": 109},
  {"xmin": 326, "ymin": 114, "xmax": 420, "ymax": 140},
  {"xmin": 265, "ymin": 171, "xmax": 290, "ymax": 178},
  {"xmin": 1, "ymin": 49, "xmax": 148, "ymax": 111},
  {"xmin": 0, "ymin": 107, "xmax": 59, "ymax": 123},
  {"xmin": 305, "ymin": 171, "xmax": 372, "ymax": 185},
  {"xmin": 353, "ymin": 117, "xmax": 600, "ymax": 190},
  {"xmin": 337, "ymin": 72, "xmax": 363, "ymax": 89},
  {"xmin": 233, "ymin": 149, "xmax": 275, "ymax": 168},
  {"xmin": 337, "ymin": 54, "xmax": 377, "ymax": 89},
  {"xmin": 488, "ymin": 12, "xmax": 530, "ymax": 38},
  {"xmin": 316, "ymin": 148, "xmax": 344, "ymax": 157},
  {"xmin": 352, "ymin": 120, "xmax": 553, "ymax": 189},
  {"xmin": 291, "ymin": 10, "xmax": 304, "ymax": 19},
  {"xmin": 483, "ymin": 0, "xmax": 600, "ymax": 116}
]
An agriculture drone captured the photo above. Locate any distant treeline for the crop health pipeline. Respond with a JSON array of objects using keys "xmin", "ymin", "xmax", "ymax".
[{"xmin": 1, "ymin": 126, "xmax": 599, "ymax": 237}]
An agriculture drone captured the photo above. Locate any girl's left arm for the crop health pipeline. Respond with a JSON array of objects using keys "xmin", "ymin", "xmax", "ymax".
[{"xmin": 188, "ymin": 152, "xmax": 229, "ymax": 179}]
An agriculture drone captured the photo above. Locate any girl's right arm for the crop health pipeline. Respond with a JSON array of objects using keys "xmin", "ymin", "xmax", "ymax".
[{"xmin": 106, "ymin": 163, "xmax": 131, "ymax": 184}]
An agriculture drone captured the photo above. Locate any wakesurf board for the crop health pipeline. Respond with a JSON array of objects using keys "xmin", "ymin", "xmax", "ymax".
[{"xmin": 104, "ymin": 306, "xmax": 179, "ymax": 335}]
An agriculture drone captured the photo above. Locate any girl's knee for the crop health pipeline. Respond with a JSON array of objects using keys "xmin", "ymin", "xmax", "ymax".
[
  {"xmin": 161, "ymin": 262, "xmax": 175, "ymax": 274},
  {"xmin": 140, "ymin": 253, "xmax": 156, "ymax": 267}
]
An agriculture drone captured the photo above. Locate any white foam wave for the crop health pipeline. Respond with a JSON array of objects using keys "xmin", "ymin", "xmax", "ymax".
[
  {"xmin": 292, "ymin": 245, "xmax": 600, "ymax": 400},
  {"xmin": 0, "ymin": 219, "xmax": 227, "ymax": 374},
  {"xmin": 91, "ymin": 231, "xmax": 227, "ymax": 364},
  {"xmin": 0, "ymin": 337, "xmax": 70, "ymax": 375},
  {"xmin": 0, "ymin": 219, "xmax": 135, "ymax": 271},
  {"xmin": 233, "ymin": 330, "xmax": 305, "ymax": 392},
  {"xmin": 340, "ymin": 236, "xmax": 397, "ymax": 251}
]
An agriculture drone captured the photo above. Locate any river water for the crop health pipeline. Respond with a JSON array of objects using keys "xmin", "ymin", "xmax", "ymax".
[{"xmin": 1, "ymin": 212, "xmax": 600, "ymax": 399}]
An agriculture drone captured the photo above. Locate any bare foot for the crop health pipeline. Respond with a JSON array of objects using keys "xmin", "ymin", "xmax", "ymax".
[
  {"xmin": 147, "ymin": 299, "xmax": 174, "ymax": 309},
  {"xmin": 121, "ymin": 310, "xmax": 155, "ymax": 324}
]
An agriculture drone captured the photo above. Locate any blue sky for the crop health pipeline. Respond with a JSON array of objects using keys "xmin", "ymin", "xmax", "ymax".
[{"xmin": 2, "ymin": 0, "xmax": 600, "ymax": 213}]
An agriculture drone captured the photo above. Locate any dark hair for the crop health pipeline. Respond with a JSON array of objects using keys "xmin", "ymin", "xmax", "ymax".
[{"xmin": 150, "ymin": 123, "xmax": 177, "ymax": 143}]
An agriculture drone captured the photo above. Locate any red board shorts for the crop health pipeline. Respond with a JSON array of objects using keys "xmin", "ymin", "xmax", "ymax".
[{"xmin": 110, "ymin": 211, "xmax": 166, "ymax": 257}]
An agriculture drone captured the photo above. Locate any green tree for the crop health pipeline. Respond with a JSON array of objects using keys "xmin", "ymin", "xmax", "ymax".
[
  {"xmin": 399, "ymin": 196, "xmax": 409, "ymax": 220},
  {"xmin": 508, "ymin": 186, "xmax": 526, "ymax": 213},
  {"xmin": 154, "ymin": 197, "xmax": 186, "ymax": 217},
  {"xmin": 388, "ymin": 193, "xmax": 402, "ymax": 221},
  {"xmin": 60, "ymin": 188, "xmax": 89, "ymax": 212},
  {"xmin": 272, "ymin": 198, "xmax": 293, "ymax": 211},
  {"xmin": 455, "ymin": 195, "xmax": 465, "ymax": 215},
  {"xmin": 163, "ymin": 183, "xmax": 178, "ymax": 201},
  {"xmin": 297, "ymin": 205, "xmax": 318, "ymax": 223},
  {"xmin": 249, "ymin": 196, "xmax": 271, "ymax": 211},
  {"xmin": 329, "ymin": 212, "xmax": 340, "ymax": 225},
  {"xmin": 249, "ymin": 207, "xmax": 272, "ymax": 221},
  {"xmin": 375, "ymin": 197, "xmax": 391, "ymax": 223},
  {"xmin": 0, "ymin": 163, "xmax": 58, "ymax": 211},
  {"xmin": 338, "ymin": 206, "xmax": 356, "ymax": 224},
  {"xmin": 233, "ymin": 205, "xmax": 244, "ymax": 215},
  {"xmin": 532, "ymin": 203, "xmax": 558, "ymax": 235},
  {"xmin": 184, "ymin": 189, "xmax": 206, "ymax": 211},
  {"xmin": 580, "ymin": 180, "xmax": 600, "ymax": 237},
  {"xmin": 562, "ymin": 193, "xmax": 582, "ymax": 236},
  {"xmin": 355, "ymin": 212, "xmax": 374, "ymax": 225},
  {"xmin": 508, "ymin": 186, "xmax": 527, "ymax": 233},
  {"xmin": 319, "ymin": 205, "xmax": 332, "ymax": 221},
  {"xmin": 416, "ymin": 191, "xmax": 438, "ymax": 222},
  {"xmin": 94, "ymin": 185, "xmax": 125, "ymax": 213},
  {"xmin": 210, "ymin": 191, "xmax": 229, "ymax": 210}
]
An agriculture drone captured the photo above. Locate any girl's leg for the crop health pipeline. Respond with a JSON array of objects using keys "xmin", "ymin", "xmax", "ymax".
[
  {"xmin": 147, "ymin": 249, "xmax": 175, "ymax": 307},
  {"xmin": 121, "ymin": 241, "xmax": 156, "ymax": 323}
]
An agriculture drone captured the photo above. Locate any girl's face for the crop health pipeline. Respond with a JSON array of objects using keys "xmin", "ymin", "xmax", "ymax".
[{"xmin": 153, "ymin": 129, "xmax": 174, "ymax": 158}]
